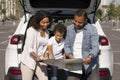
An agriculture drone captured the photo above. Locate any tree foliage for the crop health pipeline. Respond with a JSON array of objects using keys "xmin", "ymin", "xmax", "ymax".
[
  {"xmin": 107, "ymin": 3, "xmax": 120, "ymax": 20},
  {"xmin": 0, "ymin": 0, "xmax": 23, "ymax": 19},
  {"xmin": 116, "ymin": 5, "xmax": 120, "ymax": 20},
  {"xmin": 96, "ymin": 9, "xmax": 103, "ymax": 19},
  {"xmin": 0, "ymin": 2, "xmax": 2, "ymax": 14}
]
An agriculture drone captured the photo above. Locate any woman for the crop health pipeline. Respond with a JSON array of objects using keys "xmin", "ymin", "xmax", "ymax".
[{"xmin": 20, "ymin": 10, "xmax": 52, "ymax": 80}]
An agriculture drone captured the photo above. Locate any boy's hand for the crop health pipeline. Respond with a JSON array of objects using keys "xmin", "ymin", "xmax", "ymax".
[{"xmin": 69, "ymin": 54, "xmax": 74, "ymax": 59}]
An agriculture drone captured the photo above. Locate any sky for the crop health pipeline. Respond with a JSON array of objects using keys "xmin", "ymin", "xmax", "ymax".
[{"xmin": 107, "ymin": 0, "xmax": 120, "ymax": 4}]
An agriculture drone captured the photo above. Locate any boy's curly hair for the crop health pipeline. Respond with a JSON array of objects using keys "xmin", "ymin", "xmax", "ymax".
[{"xmin": 54, "ymin": 23, "xmax": 67, "ymax": 39}]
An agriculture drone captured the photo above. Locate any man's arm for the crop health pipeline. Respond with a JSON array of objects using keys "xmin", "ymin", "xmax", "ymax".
[
  {"xmin": 90, "ymin": 26, "xmax": 99, "ymax": 57},
  {"xmin": 64, "ymin": 26, "xmax": 73, "ymax": 57}
]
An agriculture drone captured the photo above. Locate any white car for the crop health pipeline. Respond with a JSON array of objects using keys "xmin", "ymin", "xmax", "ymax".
[{"xmin": 5, "ymin": 0, "xmax": 113, "ymax": 80}]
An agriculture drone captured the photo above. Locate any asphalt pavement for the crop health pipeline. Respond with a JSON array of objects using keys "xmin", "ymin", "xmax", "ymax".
[
  {"xmin": 101, "ymin": 21, "xmax": 120, "ymax": 80},
  {"xmin": 0, "ymin": 20, "xmax": 18, "ymax": 80}
]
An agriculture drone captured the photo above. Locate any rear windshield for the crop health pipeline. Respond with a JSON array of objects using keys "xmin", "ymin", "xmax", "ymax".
[{"xmin": 30, "ymin": 0, "xmax": 91, "ymax": 9}]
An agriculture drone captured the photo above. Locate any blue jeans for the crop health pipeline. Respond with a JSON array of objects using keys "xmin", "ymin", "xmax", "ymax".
[
  {"xmin": 50, "ymin": 66, "xmax": 58, "ymax": 80},
  {"xmin": 81, "ymin": 64, "xmax": 99, "ymax": 80},
  {"xmin": 49, "ymin": 65, "xmax": 68, "ymax": 80}
]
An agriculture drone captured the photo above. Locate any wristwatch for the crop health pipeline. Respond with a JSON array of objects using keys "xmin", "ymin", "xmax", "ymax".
[{"xmin": 88, "ymin": 54, "xmax": 94, "ymax": 59}]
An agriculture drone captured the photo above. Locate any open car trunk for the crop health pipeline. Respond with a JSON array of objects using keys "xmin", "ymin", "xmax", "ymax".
[{"xmin": 19, "ymin": 0, "xmax": 101, "ymax": 23}]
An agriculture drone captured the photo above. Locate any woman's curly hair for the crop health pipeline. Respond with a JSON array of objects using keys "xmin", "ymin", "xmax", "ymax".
[{"xmin": 31, "ymin": 10, "xmax": 52, "ymax": 30}]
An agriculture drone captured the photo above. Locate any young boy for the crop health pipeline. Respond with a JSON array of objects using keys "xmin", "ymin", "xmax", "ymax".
[{"xmin": 47, "ymin": 23, "xmax": 67, "ymax": 80}]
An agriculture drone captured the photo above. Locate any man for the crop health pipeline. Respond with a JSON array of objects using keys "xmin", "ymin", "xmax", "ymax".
[{"xmin": 64, "ymin": 9, "xmax": 99, "ymax": 80}]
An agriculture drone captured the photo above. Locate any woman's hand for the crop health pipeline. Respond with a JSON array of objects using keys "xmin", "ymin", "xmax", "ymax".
[
  {"xmin": 30, "ymin": 52, "xmax": 41, "ymax": 61},
  {"xmin": 30, "ymin": 52, "xmax": 47, "ymax": 61}
]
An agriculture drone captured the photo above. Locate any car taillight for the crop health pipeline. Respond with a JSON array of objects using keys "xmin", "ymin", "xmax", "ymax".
[
  {"xmin": 99, "ymin": 36, "xmax": 109, "ymax": 45},
  {"xmin": 10, "ymin": 70, "xmax": 21, "ymax": 75},
  {"xmin": 99, "ymin": 71, "xmax": 108, "ymax": 76},
  {"xmin": 10, "ymin": 35, "xmax": 19, "ymax": 44}
]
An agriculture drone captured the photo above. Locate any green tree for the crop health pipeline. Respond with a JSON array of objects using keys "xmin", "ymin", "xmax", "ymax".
[
  {"xmin": 96, "ymin": 9, "xmax": 103, "ymax": 19},
  {"xmin": 0, "ymin": 2, "xmax": 2, "ymax": 15},
  {"xmin": 116, "ymin": 5, "xmax": 120, "ymax": 20},
  {"xmin": 15, "ymin": 0, "xmax": 23, "ymax": 19},
  {"xmin": 1, "ymin": 8, "xmax": 6, "ymax": 18},
  {"xmin": 9, "ymin": 14, "xmax": 16, "ymax": 20},
  {"xmin": 107, "ymin": 3, "xmax": 116, "ymax": 19},
  {"xmin": 0, "ymin": 0, "xmax": 7, "ymax": 19}
]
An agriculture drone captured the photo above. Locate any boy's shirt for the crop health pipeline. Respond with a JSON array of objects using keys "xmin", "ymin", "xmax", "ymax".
[{"xmin": 48, "ymin": 36, "xmax": 65, "ymax": 59}]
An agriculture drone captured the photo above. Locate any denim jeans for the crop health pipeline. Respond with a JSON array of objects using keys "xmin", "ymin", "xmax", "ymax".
[
  {"xmin": 50, "ymin": 66, "xmax": 58, "ymax": 80},
  {"xmin": 81, "ymin": 64, "xmax": 99, "ymax": 80}
]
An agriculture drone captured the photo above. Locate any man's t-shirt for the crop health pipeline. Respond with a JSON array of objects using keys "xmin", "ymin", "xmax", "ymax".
[{"xmin": 73, "ymin": 29, "xmax": 83, "ymax": 58}]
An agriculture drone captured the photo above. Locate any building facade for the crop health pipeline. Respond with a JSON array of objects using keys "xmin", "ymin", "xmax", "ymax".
[
  {"xmin": 99, "ymin": 0, "xmax": 109, "ymax": 16},
  {"xmin": 0, "ymin": 0, "xmax": 22, "ymax": 19}
]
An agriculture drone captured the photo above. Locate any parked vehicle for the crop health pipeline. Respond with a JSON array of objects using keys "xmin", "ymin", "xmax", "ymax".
[{"xmin": 5, "ymin": 0, "xmax": 113, "ymax": 80}]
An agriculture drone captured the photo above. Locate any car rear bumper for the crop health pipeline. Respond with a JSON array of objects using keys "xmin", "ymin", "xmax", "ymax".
[
  {"xmin": 5, "ymin": 66, "xmax": 67, "ymax": 80},
  {"xmin": 5, "ymin": 67, "xmax": 22, "ymax": 80},
  {"xmin": 99, "ymin": 68, "xmax": 112, "ymax": 80},
  {"xmin": 5, "ymin": 67, "xmax": 112, "ymax": 80}
]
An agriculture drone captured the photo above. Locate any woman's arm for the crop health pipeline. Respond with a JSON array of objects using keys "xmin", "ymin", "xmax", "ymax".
[
  {"xmin": 25, "ymin": 27, "xmax": 36, "ymax": 54},
  {"xmin": 30, "ymin": 52, "xmax": 46, "ymax": 61},
  {"xmin": 30, "ymin": 52, "xmax": 41, "ymax": 61}
]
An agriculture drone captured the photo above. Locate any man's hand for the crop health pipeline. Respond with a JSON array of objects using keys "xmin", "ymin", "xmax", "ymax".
[
  {"xmin": 83, "ymin": 54, "xmax": 94, "ymax": 64},
  {"xmin": 83, "ymin": 56, "xmax": 92, "ymax": 65}
]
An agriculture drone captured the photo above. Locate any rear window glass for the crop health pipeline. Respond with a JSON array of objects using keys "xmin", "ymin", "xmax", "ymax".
[{"xmin": 30, "ymin": 0, "xmax": 91, "ymax": 9}]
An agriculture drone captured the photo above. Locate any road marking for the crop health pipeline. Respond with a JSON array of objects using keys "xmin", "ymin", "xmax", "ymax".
[
  {"xmin": 114, "ymin": 63, "xmax": 120, "ymax": 66},
  {"xmin": 0, "ymin": 31, "xmax": 7, "ymax": 33},
  {"xmin": 109, "ymin": 34, "xmax": 120, "ymax": 40},
  {"xmin": 113, "ymin": 51, "xmax": 120, "ymax": 53},
  {"xmin": 112, "ymin": 29, "xmax": 120, "ymax": 31},
  {"xmin": 0, "ymin": 40, "xmax": 8, "ymax": 44}
]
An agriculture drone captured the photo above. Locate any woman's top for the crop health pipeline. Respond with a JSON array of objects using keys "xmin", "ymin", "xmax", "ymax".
[{"xmin": 21, "ymin": 27, "xmax": 49, "ymax": 70}]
